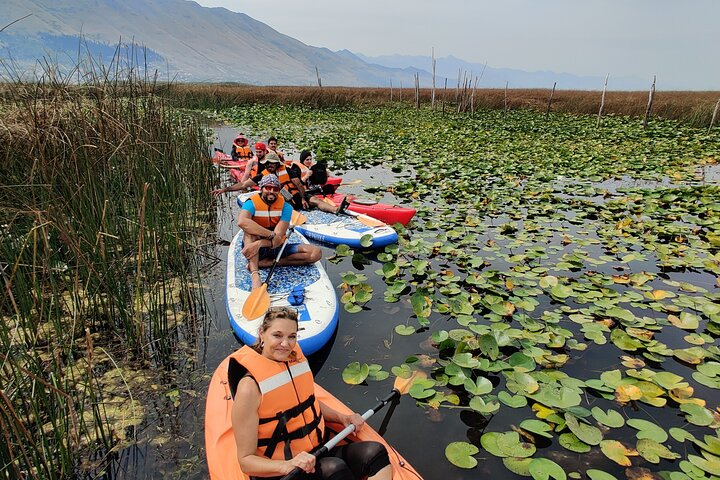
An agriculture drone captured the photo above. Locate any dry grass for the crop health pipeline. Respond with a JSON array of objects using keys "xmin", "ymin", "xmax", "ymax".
[{"xmin": 163, "ymin": 84, "xmax": 720, "ymax": 127}]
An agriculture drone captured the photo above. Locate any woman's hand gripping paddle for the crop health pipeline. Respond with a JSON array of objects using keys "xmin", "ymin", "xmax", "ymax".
[
  {"xmin": 279, "ymin": 369, "xmax": 425, "ymax": 480},
  {"xmin": 241, "ymin": 211, "xmax": 308, "ymax": 321}
]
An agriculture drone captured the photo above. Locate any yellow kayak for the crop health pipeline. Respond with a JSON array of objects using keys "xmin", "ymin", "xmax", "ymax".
[{"xmin": 205, "ymin": 354, "xmax": 423, "ymax": 480}]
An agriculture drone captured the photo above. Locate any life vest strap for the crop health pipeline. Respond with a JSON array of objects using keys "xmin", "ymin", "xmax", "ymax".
[{"xmin": 257, "ymin": 394, "xmax": 323, "ymax": 459}]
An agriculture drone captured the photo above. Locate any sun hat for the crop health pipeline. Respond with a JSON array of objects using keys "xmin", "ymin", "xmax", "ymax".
[
  {"xmin": 258, "ymin": 174, "xmax": 280, "ymax": 188},
  {"xmin": 233, "ymin": 134, "xmax": 248, "ymax": 146},
  {"xmin": 254, "ymin": 142, "xmax": 267, "ymax": 151},
  {"xmin": 265, "ymin": 152, "xmax": 282, "ymax": 164}
]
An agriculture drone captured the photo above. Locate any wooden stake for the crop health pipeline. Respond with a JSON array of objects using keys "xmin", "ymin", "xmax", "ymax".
[
  {"xmin": 504, "ymin": 81, "xmax": 509, "ymax": 114},
  {"xmin": 545, "ymin": 82, "xmax": 556, "ymax": 117},
  {"xmin": 597, "ymin": 73, "xmax": 609, "ymax": 128},
  {"xmin": 315, "ymin": 66, "xmax": 322, "ymax": 88},
  {"xmin": 390, "ymin": 79, "xmax": 393, "ymax": 102},
  {"xmin": 399, "ymin": 80, "xmax": 402, "ymax": 102},
  {"xmin": 415, "ymin": 72, "xmax": 420, "ymax": 109},
  {"xmin": 709, "ymin": 98, "xmax": 720, "ymax": 133},
  {"xmin": 442, "ymin": 77, "xmax": 447, "ymax": 115},
  {"xmin": 431, "ymin": 47, "xmax": 436, "ymax": 110},
  {"xmin": 643, "ymin": 75, "xmax": 656, "ymax": 128}
]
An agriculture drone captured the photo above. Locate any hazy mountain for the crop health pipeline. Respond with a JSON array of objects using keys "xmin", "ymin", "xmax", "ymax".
[
  {"xmin": 1, "ymin": 0, "xmax": 644, "ymax": 90},
  {"xmin": 352, "ymin": 53, "xmax": 651, "ymax": 91}
]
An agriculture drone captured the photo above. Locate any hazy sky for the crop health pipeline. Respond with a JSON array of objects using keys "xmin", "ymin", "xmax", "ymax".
[{"xmin": 194, "ymin": 0, "xmax": 718, "ymax": 90}]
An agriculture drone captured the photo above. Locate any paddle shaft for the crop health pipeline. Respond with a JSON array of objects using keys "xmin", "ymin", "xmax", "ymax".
[
  {"xmin": 263, "ymin": 229, "xmax": 293, "ymax": 286},
  {"xmin": 280, "ymin": 390, "xmax": 400, "ymax": 480}
]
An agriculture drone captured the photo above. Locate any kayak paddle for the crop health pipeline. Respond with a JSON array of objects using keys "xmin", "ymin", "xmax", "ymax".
[
  {"xmin": 279, "ymin": 370, "xmax": 424, "ymax": 480},
  {"xmin": 241, "ymin": 211, "xmax": 307, "ymax": 321},
  {"xmin": 320, "ymin": 196, "xmax": 386, "ymax": 227}
]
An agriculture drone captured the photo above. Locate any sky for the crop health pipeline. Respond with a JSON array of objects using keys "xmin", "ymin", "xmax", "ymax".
[{"xmin": 193, "ymin": 0, "xmax": 719, "ymax": 90}]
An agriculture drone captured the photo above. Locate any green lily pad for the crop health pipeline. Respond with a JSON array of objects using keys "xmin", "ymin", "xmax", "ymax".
[
  {"xmin": 600, "ymin": 439, "xmax": 637, "ymax": 466},
  {"xmin": 680, "ymin": 403, "xmax": 714, "ymax": 426},
  {"xmin": 498, "ymin": 391, "xmax": 528, "ymax": 408},
  {"xmin": 464, "ymin": 376, "xmax": 493, "ymax": 395},
  {"xmin": 342, "ymin": 362, "xmax": 369, "ymax": 385},
  {"xmin": 586, "ymin": 470, "xmax": 618, "ymax": 480},
  {"xmin": 520, "ymin": 419, "xmax": 554, "ymax": 439},
  {"xmin": 591, "ymin": 407, "xmax": 625, "ymax": 428},
  {"xmin": 626, "ymin": 418, "xmax": 668, "ymax": 443},
  {"xmin": 503, "ymin": 457, "xmax": 533, "ymax": 477},
  {"xmin": 558, "ymin": 432, "xmax": 591, "ymax": 453},
  {"xmin": 360, "ymin": 234, "xmax": 373, "ymax": 248},
  {"xmin": 636, "ymin": 438, "xmax": 680, "ymax": 464},
  {"xmin": 394, "ymin": 325, "xmax": 415, "ymax": 336},
  {"xmin": 445, "ymin": 441, "xmax": 479, "ymax": 469},
  {"xmin": 469, "ymin": 396, "xmax": 500, "ymax": 415},
  {"xmin": 565, "ymin": 413, "xmax": 602, "ymax": 445},
  {"xmin": 529, "ymin": 458, "xmax": 566, "ymax": 480},
  {"xmin": 688, "ymin": 453, "xmax": 720, "ymax": 476}
]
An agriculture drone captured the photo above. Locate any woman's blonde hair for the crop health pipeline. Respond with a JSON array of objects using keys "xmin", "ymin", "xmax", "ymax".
[{"xmin": 251, "ymin": 307, "xmax": 299, "ymax": 354}]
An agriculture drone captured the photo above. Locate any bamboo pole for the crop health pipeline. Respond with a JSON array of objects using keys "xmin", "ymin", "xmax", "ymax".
[
  {"xmin": 545, "ymin": 82, "xmax": 556, "ymax": 117},
  {"xmin": 390, "ymin": 79, "xmax": 393, "ymax": 102},
  {"xmin": 442, "ymin": 77, "xmax": 447, "ymax": 115},
  {"xmin": 643, "ymin": 75, "xmax": 656, "ymax": 128},
  {"xmin": 597, "ymin": 73, "xmax": 609, "ymax": 128},
  {"xmin": 399, "ymin": 80, "xmax": 402, "ymax": 102},
  {"xmin": 504, "ymin": 81, "xmax": 509, "ymax": 114},
  {"xmin": 455, "ymin": 67, "xmax": 461, "ymax": 103},
  {"xmin": 431, "ymin": 47, "xmax": 436, "ymax": 110},
  {"xmin": 315, "ymin": 66, "xmax": 322, "ymax": 88},
  {"xmin": 709, "ymin": 98, "xmax": 720, "ymax": 133},
  {"xmin": 414, "ymin": 72, "xmax": 420, "ymax": 109}
]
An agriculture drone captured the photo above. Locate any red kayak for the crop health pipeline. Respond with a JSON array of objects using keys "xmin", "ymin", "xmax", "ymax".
[{"xmin": 316, "ymin": 194, "xmax": 415, "ymax": 226}]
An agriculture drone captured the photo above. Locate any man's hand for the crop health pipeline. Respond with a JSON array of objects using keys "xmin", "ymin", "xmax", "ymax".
[{"xmin": 241, "ymin": 239, "xmax": 263, "ymax": 259}]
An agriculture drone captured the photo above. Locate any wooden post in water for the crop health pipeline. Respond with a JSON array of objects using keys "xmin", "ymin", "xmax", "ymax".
[
  {"xmin": 471, "ymin": 76, "xmax": 478, "ymax": 115},
  {"xmin": 431, "ymin": 48, "xmax": 436, "ymax": 110},
  {"xmin": 643, "ymin": 75, "xmax": 656, "ymax": 129},
  {"xmin": 399, "ymin": 80, "xmax": 402, "ymax": 103},
  {"xmin": 597, "ymin": 73, "xmax": 609, "ymax": 128},
  {"xmin": 442, "ymin": 77, "xmax": 447, "ymax": 115},
  {"xmin": 315, "ymin": 66, "xmax": 322, "ymax": 88},
  {"xmin": 709, "ymin": 98, "xmax": 720, "ymax": 133},
  {"xmin": 455, "ymin": 68, "xmax": 461, "ymax": 103},
  {"xmin": 390, "ymin": 80, "xmax": 393, "ymax": 102},
  {"xmin": 545, "ymin": 82, "xmax": 556, "ymax": 117},
  {"xmin": 414, "ymin": 72, "xmax": 420, "ymax": 109},
  {"xmin": 504, "ymin": 81, "xmax": 509, "ymax": 114}
]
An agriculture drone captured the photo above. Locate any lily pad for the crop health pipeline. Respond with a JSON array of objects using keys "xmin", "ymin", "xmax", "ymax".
[
  {"xmin": 558, "ymin": 432, "xmax": 591, "ymax": 453},
  {"xmin": 591, "ymin": 407, "xmax": 625, "ymax": 428},
  {"xmin": 528, "ymin": 458, "xmax": 566, "ymax": 480},
  {"xmin": 626, "ymin": 418, "xmax": 668, "ymax": 443},
  {"xmin": 636, "ymin": 438, "xmax": 680, "ymax": 464},
  {"xmin": 520, "ymin": 419, "xmax": 554, "ymax": 439},
  {"xmin": 445, "ymin": 441, "xmax": 479, "ymax": 469},
  {"xmin": 503, "ymin": 457, "xmax": 533, "ymax": 477},
  {"xmin": 342, "ymin": 362, "xmax": 369, "ymax": 385},
  {"xmin": 565, "ymin": 413, "xmax": 602, "ymax": 445},
  {"xmin": 586, "ymin": 470, "xmax": 618, "ymax": 480},
  {"xmin": 600, "ymin": 439, "xmax": 638, "ymax": 466}
]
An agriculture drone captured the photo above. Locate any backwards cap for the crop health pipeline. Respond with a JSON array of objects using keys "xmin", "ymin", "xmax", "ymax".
[
  {"xmin": 258, "ymin": 174, "xmax": 280, "ymax": 188},
  {"xmin": 255, "ymin": 142, "xmax": 267, "ymax": 151}
]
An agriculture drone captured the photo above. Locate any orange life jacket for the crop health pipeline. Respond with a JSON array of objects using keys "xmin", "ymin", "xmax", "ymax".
[
  {"xmin": 248, "ymin": 192, "xmax": 286, "ymax": 229},
  {"xmin": 227, "ymin": 345, "xmax": 324, "ymax": 460},
  {"xmin": 233, "ymin": 145, "xmax": 253, "ymax": 159},
  {"xmin": 262, "ymin": 167, "xmax": 299, "ymax": 196}
]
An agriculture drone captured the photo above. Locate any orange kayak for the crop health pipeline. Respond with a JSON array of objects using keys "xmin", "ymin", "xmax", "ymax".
[{"xmin": 205, "ymin": 355, "xmax": 423, "ymax": 480}]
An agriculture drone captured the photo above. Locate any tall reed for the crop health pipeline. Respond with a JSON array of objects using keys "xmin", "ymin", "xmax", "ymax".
[{"xmin": 0, "ymin": 52, "xmax": 215, "ymax": 478}]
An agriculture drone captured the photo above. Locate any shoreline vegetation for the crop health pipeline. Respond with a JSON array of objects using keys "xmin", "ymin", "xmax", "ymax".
[
  {"xmin": 1, "ymin": 62, "xmax": 216, "ymax": 478},
  {"xmin": 162, "ymin": 84, "xmax": 720, "ymax": 128}
]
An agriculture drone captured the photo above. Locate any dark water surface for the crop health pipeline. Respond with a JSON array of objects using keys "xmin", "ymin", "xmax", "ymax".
[{"xmin": 116, "ymin": 125, "xmax": 718, "ymax": 480}]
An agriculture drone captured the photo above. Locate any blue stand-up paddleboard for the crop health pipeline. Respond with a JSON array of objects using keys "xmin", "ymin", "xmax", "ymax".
[
  {"xmin": 226, "ymin": 229, "xmax": 338, "ymax": 355},
  {"xmin": 294, "ymin": 209, "xmax": 398, "ymax": 249}
]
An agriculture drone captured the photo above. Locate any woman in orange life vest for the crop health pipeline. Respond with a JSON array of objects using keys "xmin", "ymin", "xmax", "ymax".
[
  {"xmin": 232, "ymin": 134, "xmax": 254, "ymax": 161},
  {"xmin": 230, "ymin": 307, "xmax": 393, "ymax": 479}
]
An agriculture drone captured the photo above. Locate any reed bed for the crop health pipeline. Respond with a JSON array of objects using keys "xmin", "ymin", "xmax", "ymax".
[
  {"xmin": 0, "ymin": 60, "xmax": 215, "ymax": 478},
  {"xmin": 162, "ymin": 84, "xmax": 720, "ymax": 127}
]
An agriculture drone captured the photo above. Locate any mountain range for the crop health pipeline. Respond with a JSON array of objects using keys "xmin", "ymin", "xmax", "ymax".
[{"xmin": 1, "ymin": 0, "xmax": 646, "ymax": 90}]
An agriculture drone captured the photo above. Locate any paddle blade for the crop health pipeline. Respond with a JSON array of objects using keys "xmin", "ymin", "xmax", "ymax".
[
  {"xmin": 322, "ymin": 196, "xmax": 337, "ymax": 207},
  {"xmin": 291, "ymin": 210, "xmax": 308, "ymax": 226},
  {"xmin": 355, "ymin": 213, "xmax": 386, "ymax": 228},
  {"xmin": 242, "ymin": 284, "xmax": 270, "ymax": 320},
  {"xmin": 393, "ymin": 369, "xmax": 426, "ymax": 395},
  {"xmin": 340, "ymin": 179, "xmax": 363, "ymax": 186}
]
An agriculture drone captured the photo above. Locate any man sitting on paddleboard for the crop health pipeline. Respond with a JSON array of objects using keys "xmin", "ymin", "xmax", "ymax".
[{"xmin": 238, "ymin": 174, "xmax": 322, "ymax": 289}]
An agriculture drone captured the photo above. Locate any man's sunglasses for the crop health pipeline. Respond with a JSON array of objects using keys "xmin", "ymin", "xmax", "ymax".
[{"xmin": 262, "ymin": 185, "xmax": 281, "ymax": 192}]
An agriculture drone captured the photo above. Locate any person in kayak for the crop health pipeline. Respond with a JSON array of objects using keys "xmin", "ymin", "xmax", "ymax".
[
  {"xmin": 229, "ymin": 307, "xmax": 393, "ymax": 479},
  {"xmin": 267, "ymin": 136, "xmax": 286, "ymax": 163},
  {"xmin": 224, "ymin": 153, "xmax": 350, "ymax": 215},
  {"xmin": 211, "ymin": 142, "xmax": 269, "ymax": 196},
  {"xmin": 238, "ymin": 174, "xmax": 322, "ymax": 289},
  {"xmin": 232, "ymin": 134, "xmax": 254, "ymax": 161}
]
